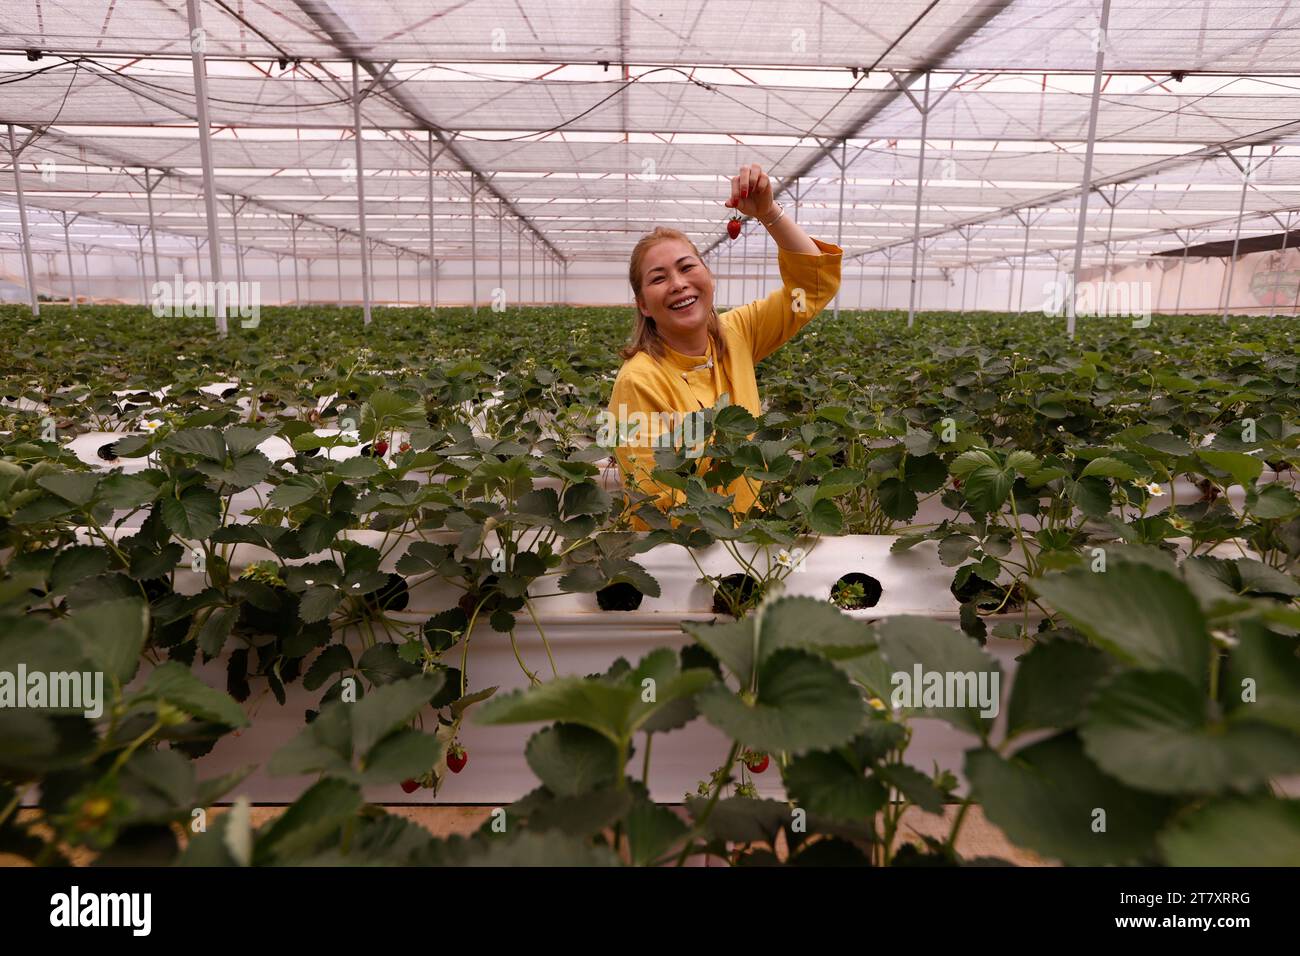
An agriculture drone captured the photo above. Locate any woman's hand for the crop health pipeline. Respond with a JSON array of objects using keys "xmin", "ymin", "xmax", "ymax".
[{"xmin": 724, "ymin": 164, "xmax": 776, "ymax": 221}]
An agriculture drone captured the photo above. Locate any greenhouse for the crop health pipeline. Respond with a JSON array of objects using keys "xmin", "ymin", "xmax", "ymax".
[{"xmin": 0, "ymin": 0, "xmax": 1298, "ymax": 887}]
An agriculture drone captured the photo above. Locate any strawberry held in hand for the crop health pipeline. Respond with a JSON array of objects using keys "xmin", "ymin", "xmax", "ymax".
[{"xmin": 724, "ymin": 162, "xmax": 777, "ymax": 228}]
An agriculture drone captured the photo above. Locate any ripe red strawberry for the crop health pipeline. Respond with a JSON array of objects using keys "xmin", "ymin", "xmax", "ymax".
[
  {"xmin": 727, "ymin": 217, "xmax": 742, "ymax": 240},
  {"xmin": 373, "ymin": 439, "xmax": 389, "ymax": 456},
  {"xmin": 400, "ymin": 778, "xmax": 420, "ymax": 793},
  {"xmin": 744, "ymin": 752, "xmax": 769, "ymax": 774},
  {"xmin": 399, "ymin": 441, "xmax": 411, "ymax": 453},
  {"xmin": 447, "ymin": 743, "xmax": 468, "ymax": 774}
]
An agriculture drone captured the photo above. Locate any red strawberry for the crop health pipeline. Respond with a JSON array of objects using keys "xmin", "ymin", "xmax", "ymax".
[
  {"xmin": 447, "ymin": 743, "xmax": 468, "ymax": 774},
  {"xmin": 373, "ymin": 439, "xmax": 389, "ymax": 456},
  {"xmin": 399, "ymin": 441, "xmax": 411, "ymax": 453},
  {"xmin": 744, "ymin": 752, "xmax": 769, "ymax": 774},
  {"xmin": 727, "ymin": 217, "xmax": 742, "ymax": 240},
  {"xmin": 400, "ymin": 778, "xmax": 420, "ymax": 793}
]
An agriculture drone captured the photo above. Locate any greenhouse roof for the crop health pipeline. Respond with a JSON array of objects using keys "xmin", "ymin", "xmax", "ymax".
[{"xmin": 3, "ymin": 0, "xmax": 1300, "ymax": 271}]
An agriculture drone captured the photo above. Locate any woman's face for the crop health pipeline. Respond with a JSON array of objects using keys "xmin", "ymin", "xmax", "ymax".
[{"xmin": 636, "ymin": 239, "xmax": 714, "ymax": 351}]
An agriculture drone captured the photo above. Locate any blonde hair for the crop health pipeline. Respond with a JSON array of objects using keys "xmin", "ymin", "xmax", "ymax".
[{"xmin": 622, "ymin": 227, "xmax": 728, "ymax": 364}]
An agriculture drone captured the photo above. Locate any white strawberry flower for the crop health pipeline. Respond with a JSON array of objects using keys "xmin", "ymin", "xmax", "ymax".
[
  {"xmin": 141, "ymin": 418, "xmax": 164, "ymax": 433},
  {"xmin": 1145, "ymin": 482, "xmax": 1164, "ymax": 496},
  {"xmin": 776, "ymin": 549, "xmax": 794, "ymax": 568}
]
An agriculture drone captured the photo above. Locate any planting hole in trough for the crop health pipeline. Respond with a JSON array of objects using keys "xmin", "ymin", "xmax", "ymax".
[
  {"xmin": 829, "ymin": 572, "xmax": 883, "ymax": 609},
  {"xmin": 596, "ymin": 581, "xmax": 643, "ymax": 611},
  {"xmin": 97, "ymin": 441, "xmax": 119, "ymax": 461},
  {"xmin": 711, "ymin": 573, "xmax": 763, "ymax": 617}
]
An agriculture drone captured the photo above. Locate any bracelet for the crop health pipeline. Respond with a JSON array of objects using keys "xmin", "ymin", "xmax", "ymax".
[{"xmin": 759, "ymin": 202, "xmax": 786, "ymax": 228}]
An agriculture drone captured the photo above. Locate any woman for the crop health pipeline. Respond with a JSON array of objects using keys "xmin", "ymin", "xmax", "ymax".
[{"xmin": 609, "ymin": 163, "xmax": 842, "ymax": 530}]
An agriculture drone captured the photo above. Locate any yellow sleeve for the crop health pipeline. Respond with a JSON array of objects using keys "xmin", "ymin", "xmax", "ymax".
[
  {"xmin": 608, "ymin": 366, "xmax": 687, "ymax": 522},
  {"xmin": 725, "ymin": 237, "xmax": 843, "ymax": 363}
]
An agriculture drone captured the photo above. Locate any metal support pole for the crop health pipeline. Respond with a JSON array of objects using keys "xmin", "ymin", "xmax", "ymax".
[
  {"xmin": 1101, "ymin": 184, "xmax": 1119, "ymax": 278},
  {"xmin": 516, "ymin": 223, "xmax": 522, "ymax": 311},
  {"xmin": 427, "ymin": 131, "xmax": 438, "ymax": 314},
  {"xmin": 7, "ymin": 124, "xmax": 39, "ymax": 316},
  {"xmin": 960, "ymin": 227, "xmax": 971, "ymax": 314},
  {"xmin": 82, "ymin": 247, "xmax": 92, "ymax": 301},
  {"xmin": 335, "ymin": 231, "xmax": 343, "ymax": 305},
  {"xmin": 192, "ymin": 237, "xmax": 203, "ymax": 283},
  {"xmin": 290, "ymin": 217, "xmax": 301, "ymax": 307},
  {"xmin": 1066, "ymin": 0, "xmax": 1111, "ymax": 338},
  {"xmin": 352, "ymin": 60, "xmax": 372, "ymax": 325},
  {"xmin": 275, "ymin": 254, "xmax": 283, "ymax": 304},
  {"xmin": 1221, "ymin": 144, "xmax": 1254, "ymax": 320},
  {"xmin": 883, "ymin": 253, "xmax": 892, "ymax": 309},
  {"xmin": 1016, "ymin": 210, "xmax": 1034, "ymax": 314},
  {"xmin": 135, "ymin": 229, "xmax": 148, "ymax": 304},
  {"xmin": 144, "ymin": 169, "xmax": 162, "ymax": 287},
  {"xmin": 834, "ymin": 140, "xmax": 847, "ymax": 320},
  {"xmin": 395, "ymin": 248, "xmax": 401, "ymax": 304},
  {"xmin": 61, "ymin": 212, "xmax": 78, "ymax": 309},
  {"xmin": 229, "ymin": 197, "xmax": 245, "ymax": 288},
  {"xmin": 531, "ymin": 237, "xmax": 536, "ymax": 305},
  {"xmin": 185, "ymin": 0, "xmax": 226, "ymax": 333},
  {"xmin": 497, "ymin": 200, "xmax": 504, "ymax": 300},
  {"xmin": 1270, "ymin": 212, "xmax": 1292, "ymax": 318},
  {"xmin": 471, "ymin": 178, "xmax": 479, "ymax": 313},
  {"xmin": 906, "ymin": 73, "xmax": 931, "ymax": 327},
  {"xmin": 1173, "ymin": 230, "xmax": 1192, "ymax": 315}
]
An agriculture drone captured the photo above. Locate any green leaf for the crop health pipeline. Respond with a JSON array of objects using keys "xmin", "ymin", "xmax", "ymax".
[
  {"xmin": 874, "ymin": 616, "xmax": 1002, "ymax": 737},
  {"xmin": 877, "ymin": 478, "xmax": 918, "ymax": 521},
  {"xmin": 197, "ymin": 606, "xmax": 237, "ymax": 658},
  {"xmin": 361, "ymin": 728, "xmax": 441, "ymax": 784},
  {"xmin": 303, "ymin": 643, "xmax": 354, "ymax": 691},
  {"xmin": 255, "ymin": 779, "xmax": 363, "ymax": 865},
  {"xmin": 1247, "ymin": 483, "xmax": 1300, "ymax": 520},
  {"xmin": 98, "ymin": 473, "xmax": 160, "ymax": 510},
  {"xmin": 624, "ymin": 797, "xmax": 688, "ymax": 866},
  {"xmin": 36, "ymin": 471, "xmax": 99, "ymax": 507},
  {"xmin": 195, "ymin": 451, "xmax": 271, "ymax": 490},
  {"xmin": 783, "ymin": 750, "xmax": 887, "ymax": 821},
  {"xmin": 877, "ymin": 763, "xmax": 946, "ymax": 814},
  {"xmin": 695, "ymin": 649, "xmax": 865, "ymax": 755},
  {"xmin": 357, "ymin": 642, "xmax": 420, "ymax": 685},
  {"xmin": 1005, "ymin": 639, "xmax": 1113, "ymax": 737},
  {"xmin": 58, "ymin": 597, "xmax": 150, "ymax": 684},
  {"xmin": 50, "ymin": 545, "xmax": 111, "ymax": 591},
  {"xmin": 525, "ymin": 724, "xmax": 622, "ymax": 796},
  {"xmin": 160, "ymin": 487, "xmax": 222, "ymax": 540},
  {"xmin": 298, "ymin": 585, "xmax": 343, "ymax": 624},
  {"xmin": 1080, "ymin": 669, "xmax": 1300, "ymax": 795},
  {"xmin": 460, "ymin": 829, "xmax": 620, "ymax": 867},
  {"xmin": 1198, "ymin": 449, "xmax": 1263, "ymax": 488},
  {"xmin": 137, "ymin": 662, "xmax": 248, "ymax": 727},
  {"xmin": 962, "ymin": 464, "xmax": 1013, "ymax": 513},
  {"xmin": 966, "ymin": 733, "xmax": 1172, "ymax": 866},
  {"xmin": 163, "ymin": 428, "xmax": 227, "ymax": 463},
  {"xmin": 1158, "ymin": 796, "xmax": 1300, "ymax": 866},
  {"xmin": 1226, "ymin": 621, "xmax": 1300, "ymax": 735},
  {"xmin": 903, "ymin": 454, "xmax": 947, "ymax": 494},
  {"xmin": 350, "ymin": 673, "xmax": 445, "ymax": 756},
  {"xmin": 1080, "ymin": 456, "xmax": 1140, "ymax": 480},
  {"xmin": 1030, "ymin": 559, "xmax": 1209, "ymax": 686}
]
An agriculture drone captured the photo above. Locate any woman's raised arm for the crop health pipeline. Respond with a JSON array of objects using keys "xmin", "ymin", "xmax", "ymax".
[{"xmin": 725, "ymin": 163, "xmax": 819, "ymax": 254}]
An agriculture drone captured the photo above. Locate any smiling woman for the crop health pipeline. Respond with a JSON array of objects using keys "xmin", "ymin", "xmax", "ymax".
[{"xmin": 609, "ymin": 163, "xmax": 843, "ymax": 529}]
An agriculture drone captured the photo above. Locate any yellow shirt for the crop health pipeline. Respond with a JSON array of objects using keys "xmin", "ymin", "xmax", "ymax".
[{"xmin": 608, "ymin": 237, "xmax": 843, "ymax": 529}]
